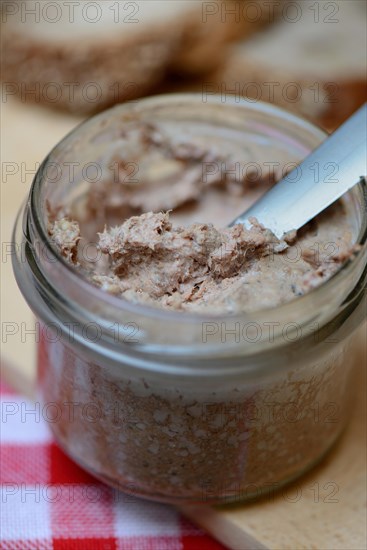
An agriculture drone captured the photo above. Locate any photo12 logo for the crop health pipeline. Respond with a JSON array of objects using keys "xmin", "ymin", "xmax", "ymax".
[
  {"xmin": 202, "ymin": 1, "xmax": 340, "ymax": 25},
  {"xmin": 2, "ymin": 1, "xmax": 140, "ymax": 24}
]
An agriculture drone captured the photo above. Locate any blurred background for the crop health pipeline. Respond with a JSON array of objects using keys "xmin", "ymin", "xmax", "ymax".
[{"xmin": 1, "ymin": 0, "xmax": 367, "ymax": 387}]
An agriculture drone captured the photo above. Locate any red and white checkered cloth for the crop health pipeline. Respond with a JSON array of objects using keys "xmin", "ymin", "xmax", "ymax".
[{"xmin": 0, "ymin": 378, "xmax": 227, "ymax": 550}]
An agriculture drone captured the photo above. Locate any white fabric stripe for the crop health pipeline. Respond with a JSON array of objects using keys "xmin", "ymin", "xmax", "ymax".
[
  {"xmin": 113, "ymin": 496, "xmax": 181, "ymax": 537},
  {"xmin": 1, "ymin": 396, "xmax": 52, "ymax": 445},
  {"xmin": 0, "ymin": 485, "xmax": 52, "ymax": 540}
]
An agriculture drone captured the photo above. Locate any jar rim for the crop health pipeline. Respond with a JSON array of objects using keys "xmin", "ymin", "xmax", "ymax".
[{"xmin": 18, "ymin": 94, "xmax": 367, "ymax": 360}]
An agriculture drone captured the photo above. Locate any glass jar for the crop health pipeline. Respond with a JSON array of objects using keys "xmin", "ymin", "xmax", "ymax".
[{"xmin": 13, "ymin": 95, "xmax": 367, "ymax": 504}]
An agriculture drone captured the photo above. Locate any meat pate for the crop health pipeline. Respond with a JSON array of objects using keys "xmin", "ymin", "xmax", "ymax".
[{"xmin": 47, "ymin": 123, "xmax": 356, "ymax": 314}]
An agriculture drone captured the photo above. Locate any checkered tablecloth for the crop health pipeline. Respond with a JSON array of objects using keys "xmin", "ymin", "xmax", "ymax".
[{"xmin": 0, "ymin": 378, "xmax": 227, "ymax": 550}]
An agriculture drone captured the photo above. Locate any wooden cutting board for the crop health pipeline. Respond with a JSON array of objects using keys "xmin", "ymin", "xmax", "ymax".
[{"xmin": 2, "ymin": 98, "xmax": 366, "ymax": 550}]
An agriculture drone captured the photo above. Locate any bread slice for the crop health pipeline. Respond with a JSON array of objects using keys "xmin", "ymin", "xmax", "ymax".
[
  {"xmin": 1, "ymin": 0, "xmax": 282, "ymax": 113},
  {"xmin": 213, "ymin": 0, "xmax": 367, "ymax": 129},
  {"xmin": 171, "ymin": 0, "xmax": 288, "ymax": 75},
  {"xmin": 1, "ymin": 0, "xmax": 192, "ymax": 113}
]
